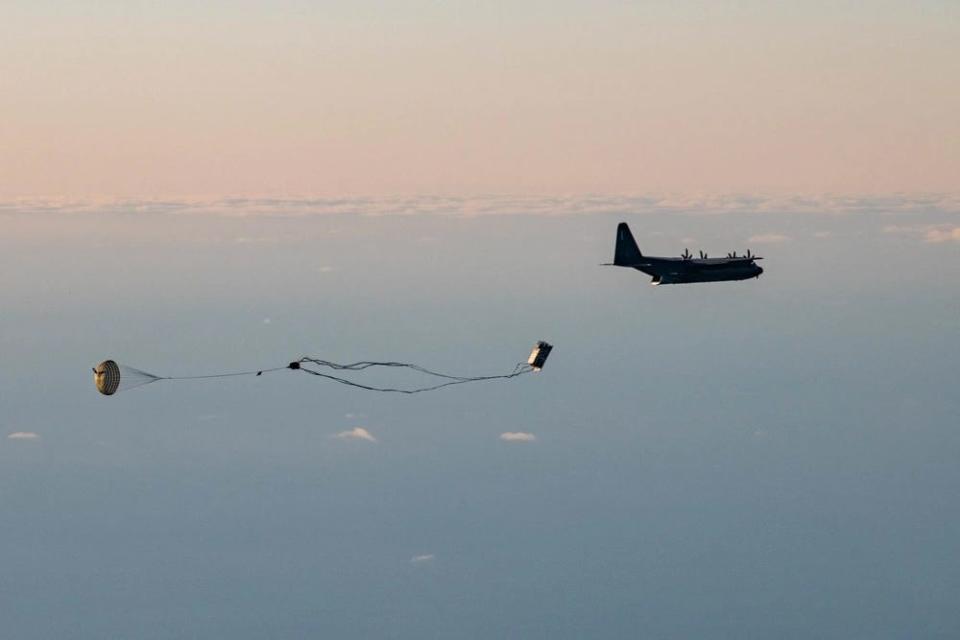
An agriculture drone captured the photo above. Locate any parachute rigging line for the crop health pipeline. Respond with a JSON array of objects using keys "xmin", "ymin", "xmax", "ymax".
[
  {"xmin": 92, "ymin": 341, "xmax": 553, "ymax": 396},
  {"xmin": 294, "ymin": 358, "xmax": 534, "ymax": 394}
]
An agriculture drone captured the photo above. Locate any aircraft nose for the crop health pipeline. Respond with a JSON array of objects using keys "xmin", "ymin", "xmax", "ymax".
[{"xmin": 755, "ymin": 266, "xmax": 764, "ymax": 277}]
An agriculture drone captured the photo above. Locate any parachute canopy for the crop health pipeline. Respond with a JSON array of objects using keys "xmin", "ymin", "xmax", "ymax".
[
  {"xmin": 93, "ymin": 340, "xmax": 553, "ymax": 396},
  {"xmin": 93, "ymin": 360, "xmax": 161, "ymax": 395},
  {"xmin": 93, "ymin": 360, "xmax": 120, "ymax": 395}
]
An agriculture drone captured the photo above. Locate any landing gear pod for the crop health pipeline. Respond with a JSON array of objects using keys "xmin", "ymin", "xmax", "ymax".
[{"xmin": 527, "ymin": 341, "xmax": 553, "ymax": 371}]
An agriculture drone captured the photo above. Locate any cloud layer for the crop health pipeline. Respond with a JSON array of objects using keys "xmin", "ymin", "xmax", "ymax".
[
  {"xmin": 925, "ymin": 227, "xmax": 960, "ymax": 244},
  {"xmin": 500, "ymin": 432, "xmax": 536, "ymax": 442},
  {"xmin": 884, "ymin": 224, "xmax": 960, "ymax": 244},
  {"xmin": 410, "ymin": 554, "xmax": 435, "ymax": 564},
  {"xmin": 7, "ymin": 432, "xmax": 40, "ymax": 440},
  {"xmin": 3, "ymin": 193, "xmax": 958, "ymax": 218},
  {"xmin": 334, "ymin": 427, "xmax": 377, "ymax": 443}
]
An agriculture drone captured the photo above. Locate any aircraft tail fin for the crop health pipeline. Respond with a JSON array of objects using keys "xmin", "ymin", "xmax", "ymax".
[{"xmin": 614, "ymin": 222, "xmax": 643, "ymax": 265}]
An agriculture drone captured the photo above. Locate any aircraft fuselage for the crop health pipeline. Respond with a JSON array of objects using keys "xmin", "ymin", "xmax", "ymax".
[
  {"xmin": 633, "ymin": 257, "xmax": 763, "ymax": 285},
  {"xmin": 609, "ymin": 222, "xmax": 764, "ymax": 285}
]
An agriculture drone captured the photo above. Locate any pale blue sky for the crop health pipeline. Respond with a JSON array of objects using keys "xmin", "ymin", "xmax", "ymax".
[{"xmin": 2, "ymin": 202, "xmax": 958, "ymax": 638}]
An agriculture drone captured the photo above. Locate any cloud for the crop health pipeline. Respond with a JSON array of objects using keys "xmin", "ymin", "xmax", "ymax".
[
  {"xmin": 334, "ymin": 427, "xmax": 377, "ymax": 443},
  {"xmin": 924, "ymin": 227, "xmax": 960, "ymax": 244},
  {"xmin": 7, "ymin": 432, "xmax": 40, "ymax": 440},
  {"xmin": 500, "ymin": 432, "xmax": 536, "ymax": 442},
  {"xmin": 883, "ymin": 224, "xmax": 960, "ymax": 243},
  {"xmin": 233, "ymin": 236, "xmax": 279, "ymax": 244},
  {"xmin": 883, "ymin": 224, "xmax": 922, "ymax": 235},
  {"xmin": 3, "ymin": 193, "xmax": 958, "ymax": 218},
  {"xmin": 410, "ymin": 554, "xmax": 435, "ymax": 564},
  {"xmin": 748, "ymin": 233, "xmax": 790, "ymax": 244}
]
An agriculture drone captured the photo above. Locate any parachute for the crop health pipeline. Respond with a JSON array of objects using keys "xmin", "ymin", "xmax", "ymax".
[
  {"xmin": 93, "ymin": 360, "xmax": 162, "ymax": 395},
  {"xmin": 92, "ymin": 341, "xmax": 553, "ymax": 396}
]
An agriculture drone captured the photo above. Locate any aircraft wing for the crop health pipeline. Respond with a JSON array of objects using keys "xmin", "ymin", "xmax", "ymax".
[{"xmin": 696, "ymin": 256, "xmax": 763, "ymax": 267}]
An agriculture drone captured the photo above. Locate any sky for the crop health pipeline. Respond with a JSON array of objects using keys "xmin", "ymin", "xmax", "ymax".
[
  {"xmin": 2, "ymin": 1, "xmax": 960, "ymax": 638},
  {"xmin": 2, "ymin": 1, "xmax": 958, "ymax": 197}
]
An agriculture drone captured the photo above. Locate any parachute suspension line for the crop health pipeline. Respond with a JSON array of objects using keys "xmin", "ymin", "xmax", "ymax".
[
  {"xmin": 295, "ymin": 358, "xmax": 532, "ymax": 381},
  {"xmin": 293, "ymin": 358, "xmax": 536, "ymax": 394},
  {"xmin": 155, "ymin": 366, "xmax": 289, "ymax": 381},
  {"xmin": 113, "ymin": 365, "xmax": 162, "ymax": 393},
  {"xmin": 297, "ymin": 359, "xmax": 472, "ymax": 380}
]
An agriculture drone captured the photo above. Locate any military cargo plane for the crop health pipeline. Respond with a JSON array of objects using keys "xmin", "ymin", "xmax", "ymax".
[{"xmin": 606, "ymin": 222, "xmax": 763, "ymax": 285}]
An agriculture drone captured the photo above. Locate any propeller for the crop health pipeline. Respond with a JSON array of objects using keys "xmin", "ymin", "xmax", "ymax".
[
  {"xmin": 681, "ymin": 249, "xmax": 692, "ymax": 260},
  {"xmin": 745, "ymin": 249, "xmax": 753, "ymax": 259},
  {"xmin": 699, "ymin": 250, "xmax": 708, "ymax": 259},
  {"xmin": 727, "ymin": 251, "xmax": 737, "ymax": 258}
]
